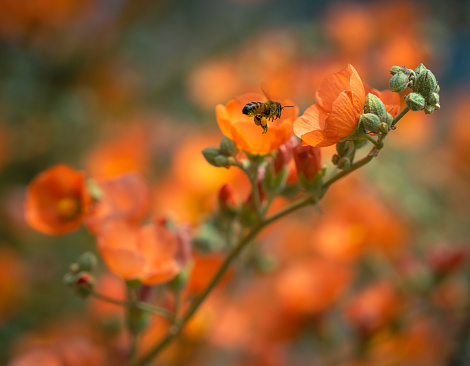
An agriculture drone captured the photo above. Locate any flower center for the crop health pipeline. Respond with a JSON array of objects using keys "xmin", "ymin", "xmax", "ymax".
[{"xmin": 56, "ymin": 197, "xmax": 81, "ymax": 220}]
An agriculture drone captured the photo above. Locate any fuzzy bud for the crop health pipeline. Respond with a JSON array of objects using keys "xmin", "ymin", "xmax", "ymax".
[
  {"xmin": 293, "ymin": 144, "xmax": 322, "ymax": 182},
  {"xmin": 424, "ymin": 104, "xmax": 436, "ymax": 115},
  {"xmin": 389, "ymin": 65, "xmax": 403, "ymax": 75},
  {"xmin": 427, "ymin": 92, "xmax": 439, "ymax": 107},
  {"xmin": 382, "ymin": 112, "xmax": 393, "ymax": 128},
  {"xmin": 360, "ymin": 113, "xmax": 382, "ymax": 133},
  {"xmin": 364, "ymin": 93, "xmax": 386, "ymax": 118},
  {"xmin": 76, "ymin": 252, "xmax": 97, "ymax": 273},
  {"xmin": 389, "ymin": 72, "xmax": 409, "ymax": 93},
  {"xmin": 405, "ymin": 92, "xmax": 426, "ymax": 111},
  {"xmin": 414, "ymin": 70, "xmax": 437, "ymax": 98},
  {"xmin": 336, "ymin": 140, "xmax": 354, "ymax": 157},
  {"xmin": 219, "ymin": 136, "xmax": 238, "ymax": 157},
  {"xmin": 337, "ymin": 157, "xmax": 351, "ymax": 170},
  {"xmin": 414, "ymin": 63, "xmax": 427, "ymax": 75}
]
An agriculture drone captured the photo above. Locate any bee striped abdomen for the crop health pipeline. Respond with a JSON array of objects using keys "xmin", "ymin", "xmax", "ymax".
[{"xmin": 242, "ymin": 102, "xmax": 269, "ymax": 116}]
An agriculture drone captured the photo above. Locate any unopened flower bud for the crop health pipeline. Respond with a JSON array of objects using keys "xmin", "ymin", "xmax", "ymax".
[
  {"xmin": 405, "ymin": 92, "xmax": 426, "ymax": 111},
  {"xmin": 337, "ymin": 157, "xmax": 350, "ymax": 170},
  {"xmin": 389, "ymin": 66, "xmax": 403, "ymax": 75},
  {"xmin": 74, "ymin": 272, "xmax": 95, "ymax": 298},
  {"xmin": 332, "ymin": 154, "xmax": 340, "ymax": 165},
  {"xmin": 336, "ymin": 140, "xmax": 354, "ymax": 157},
  {"xmin": 379, "ymin": 122, "xmax": 389, "ymax": 134},
  {"xmin": 382, "ymin": 112, "xmax": 393, "ymax": 128},
  {"xmin": 427, "ymin": 92, "xmax": 439, "ymax": 107},
  {"xmin": 414, "ymin": 70, "xmax": 437, "ymax": 98},
  {"xmin": 273, "ymin": 143, "xmax": 293, "ymax": 174},
  {"xmin": 389, "ymin": 72, "xmax": 409, "ymax": 92},
  {"xmin": 424, "ymin": 104, "xmax": 436, "ymax": 115},
  {"xmin": 414, "ymin": 63, "xmax": 427, "ymax": 75},
  {"xmin": 364, "ymin": 93, "xmax": 386, "ymax": 118},
  {"xmin": 77, "ymin": 252, "xmax": 97, "ymax": 272},
  {"xmin": 202, "ymin": 147, "xmax": 222, "ymax": 166},
  {"xmin": 293, "ymin": 144, "xmax": 322, "ymax": 181},
  {"xmin": 218, "ymin": 183, "xmax": 238, "ymax": 213},
  {"xmin": 219, "ymin": 136, "xmax": 238, "ymax": 157},
  {"xmin": 360, "ymin": 113, "xmax": 382, "ymax": 133}
]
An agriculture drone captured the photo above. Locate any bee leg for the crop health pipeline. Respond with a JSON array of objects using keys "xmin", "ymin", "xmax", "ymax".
[{"xmin": 254, "ymin": 115, "xmax": 262, "ymax": 126}]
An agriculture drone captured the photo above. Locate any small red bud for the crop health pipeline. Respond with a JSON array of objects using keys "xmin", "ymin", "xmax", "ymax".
[
  {"xmin": 292, "ymin": 144, "xmax": 322, "ymax": 181},
  {"xmin": 219, "ymin": 184, "xmax": 238, "ymax": 212}
]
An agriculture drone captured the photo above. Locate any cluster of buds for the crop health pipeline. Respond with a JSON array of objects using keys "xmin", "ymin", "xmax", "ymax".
[
  {"xmin": 202, "ymin": 136, "xmax": 239, "ymax": 168},
  {"xmin": 63, "ymin": 252, "xmax": 97, "ymax": 298},
  {"xmin": 360, "ymin": 93, "xmax": 393, "ymax": 134},
  {"xmin": 389, "ymin": 64, "xmax": 440, "ymax": 114},
  {"xmin": 332, "ymin": 140, "xmax": 355, "ymax": 170}
]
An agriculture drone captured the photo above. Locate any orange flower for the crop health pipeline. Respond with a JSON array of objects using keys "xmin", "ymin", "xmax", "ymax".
[
  {"xmin": 24, "ymin": 165, "xmax": 91, "ymax": 235},
  {"xmin": 216, "ymin": 93, "xmax": 298, "ymax": 155},
  {"xmin": 85, "ymin": 173, "xmax": 151, "ymax": 234},
  {"xmin": 97, "ymin": 219, "xmax": 185, "ymax": 285},
  {"xmin": 294, "ymin": 64, "xmax": 365, "ymax": 147}
]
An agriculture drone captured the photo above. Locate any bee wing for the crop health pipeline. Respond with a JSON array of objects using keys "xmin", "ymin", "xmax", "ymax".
[{"xmin": 235, "ymin": 92, "xmax": 267, "ymax": 106}]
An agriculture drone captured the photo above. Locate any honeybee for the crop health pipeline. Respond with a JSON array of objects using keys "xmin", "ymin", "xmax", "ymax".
[{"xmin": 241, "ymin": 91, "xmax": 294, "ymax": 134}]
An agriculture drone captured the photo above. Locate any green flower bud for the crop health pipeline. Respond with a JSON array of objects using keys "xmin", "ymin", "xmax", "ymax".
[
  {"xmin": 427, "ymin": 92, "xmax": 439, "ymax": 107},
  {"xmin": 379, "ymin": 122, "xmax": 389, "ymax": 134},
  {"xmin": 63, "ymin": 272, "xmax": 76, "ymax": 286},
  {"xmin": 77, "ymin": 252, "xmax": 97, "ymax": 273},
  {"xmin": 202, "ymin": 147, "xmax": 234, "ymax": 168},
  {"xmin": 127, "ymin": 307, "xmax": 150, "ymax": 334},
  {"xmin": 382, "ymin": 112, "xmax": 393, "ymax": 128},
  {"xmin": 337, "ymin": 157, "xmax": 351, "ymax": 170},
  {"xmin": 214, "ymin": 155, "xmax": 231, "ymax": 168},
  {"xmin": 405, "ymin": 92, "xmax": 426, "ymax": 111},
  {"xmin": 414, "ymin": 70, "xmax": 437, "ymax": 98},
  {"xmin": 424, "ymin": 104, "xmax": 436, "ymax": 115},
  {"xmin": 414, "ymin": 63, "xmax": 427, "ymax": 75},
  {"xmin": 389, "ymin": 72, "xmax": 409, "ymax": 92},
  {"xmin": 364, "ymin": 93, "xmax": 386, "ymax": 117},
  {"xmin": 360, "ymin": 113, "xmax": 382, "ymax": 133},
  {"xmin": 336, "ymin": 140, "xmax": 354, "ymax": 157},
  {"xmin": 202, "ymin": 146, "xmax": 221, "ymax": 164},
  {"xmin": 219, "ymin": 136, "xmax": 238, "ymax": 157},
  {"xmin": 390, "ymin": 66, "xmax": 403, "ymax": 75}
]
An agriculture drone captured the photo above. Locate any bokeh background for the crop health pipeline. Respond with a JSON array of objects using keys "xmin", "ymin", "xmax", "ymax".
[{"xmin": 1, "ymin": 0, "xmax": 470, "ymax": 365}]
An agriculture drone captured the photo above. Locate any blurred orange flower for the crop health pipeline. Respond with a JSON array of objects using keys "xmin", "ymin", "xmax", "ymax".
[
  {"xmin": 97, "ymin": 219, "xmax": 185, "ymax": 285},
  {"xmin": 344, "ymin": 282, "xmax": 400, "ymax": 335},
  {"xmin": 24, "ymin": 165, "xmax": 91, "ymax": 235},
  {"xmin": 216, "ymin": 93, "xmax": 298, "ymax": 155},
  {"xmin": 85, "ymin": 173, "xmax": 151, "ymax": 234},
  {"xmin": 294, "ymin": 64, "xmax": 365, "ymax": 147}
]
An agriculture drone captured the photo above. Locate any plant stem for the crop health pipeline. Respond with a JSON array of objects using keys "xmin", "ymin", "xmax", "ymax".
[
  {"xmin": 392, "ymin": 106, "xmax": 410, "ymax": 126},
  {"xmin": 133, "ymin": 195, "xmax": 315, "ymax": 366},
  {"xmin": 133, "ymin": 105, "xmax": 412, "ymax": 366},
  {"xmin": 90, "ymin": 292, "xmax": 173, "ymax": 319}
]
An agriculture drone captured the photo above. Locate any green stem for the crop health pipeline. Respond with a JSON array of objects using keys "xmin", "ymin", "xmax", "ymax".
[
  {"xmin": 133, "ymin": 195, "xmax": 316, "ymax": 366},
  {"xmin": 127, "ymin": 285, "xmax": 139, "ymax": 365},
  {"xmin": 392, "ymin": 106, "xmax": 410, "ymax": 126},
  {"xmin": 133, "ymin": 105, "xmax": 412, "ymax": 366},
  {"xmin": 90, "ymin": 292, "xmax": 173, "ymax": 319}
]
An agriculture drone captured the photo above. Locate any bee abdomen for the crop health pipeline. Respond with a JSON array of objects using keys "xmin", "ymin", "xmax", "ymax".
[{"xmin": 242, "ymin": 102, "xmax": 265, "ymax": 116}]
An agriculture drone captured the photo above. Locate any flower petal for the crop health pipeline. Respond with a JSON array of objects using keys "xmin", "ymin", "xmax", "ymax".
[
  {"xmin": 293, "ymin": 104, "xmax": 328, "ymax": 139},
  {"xmin": 316, "ymin": 64, "xmax": 364, "ymax": 112},
  {"xmin": 326, "ymin": 90, "xmax": 361, "ymax": 137}
]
